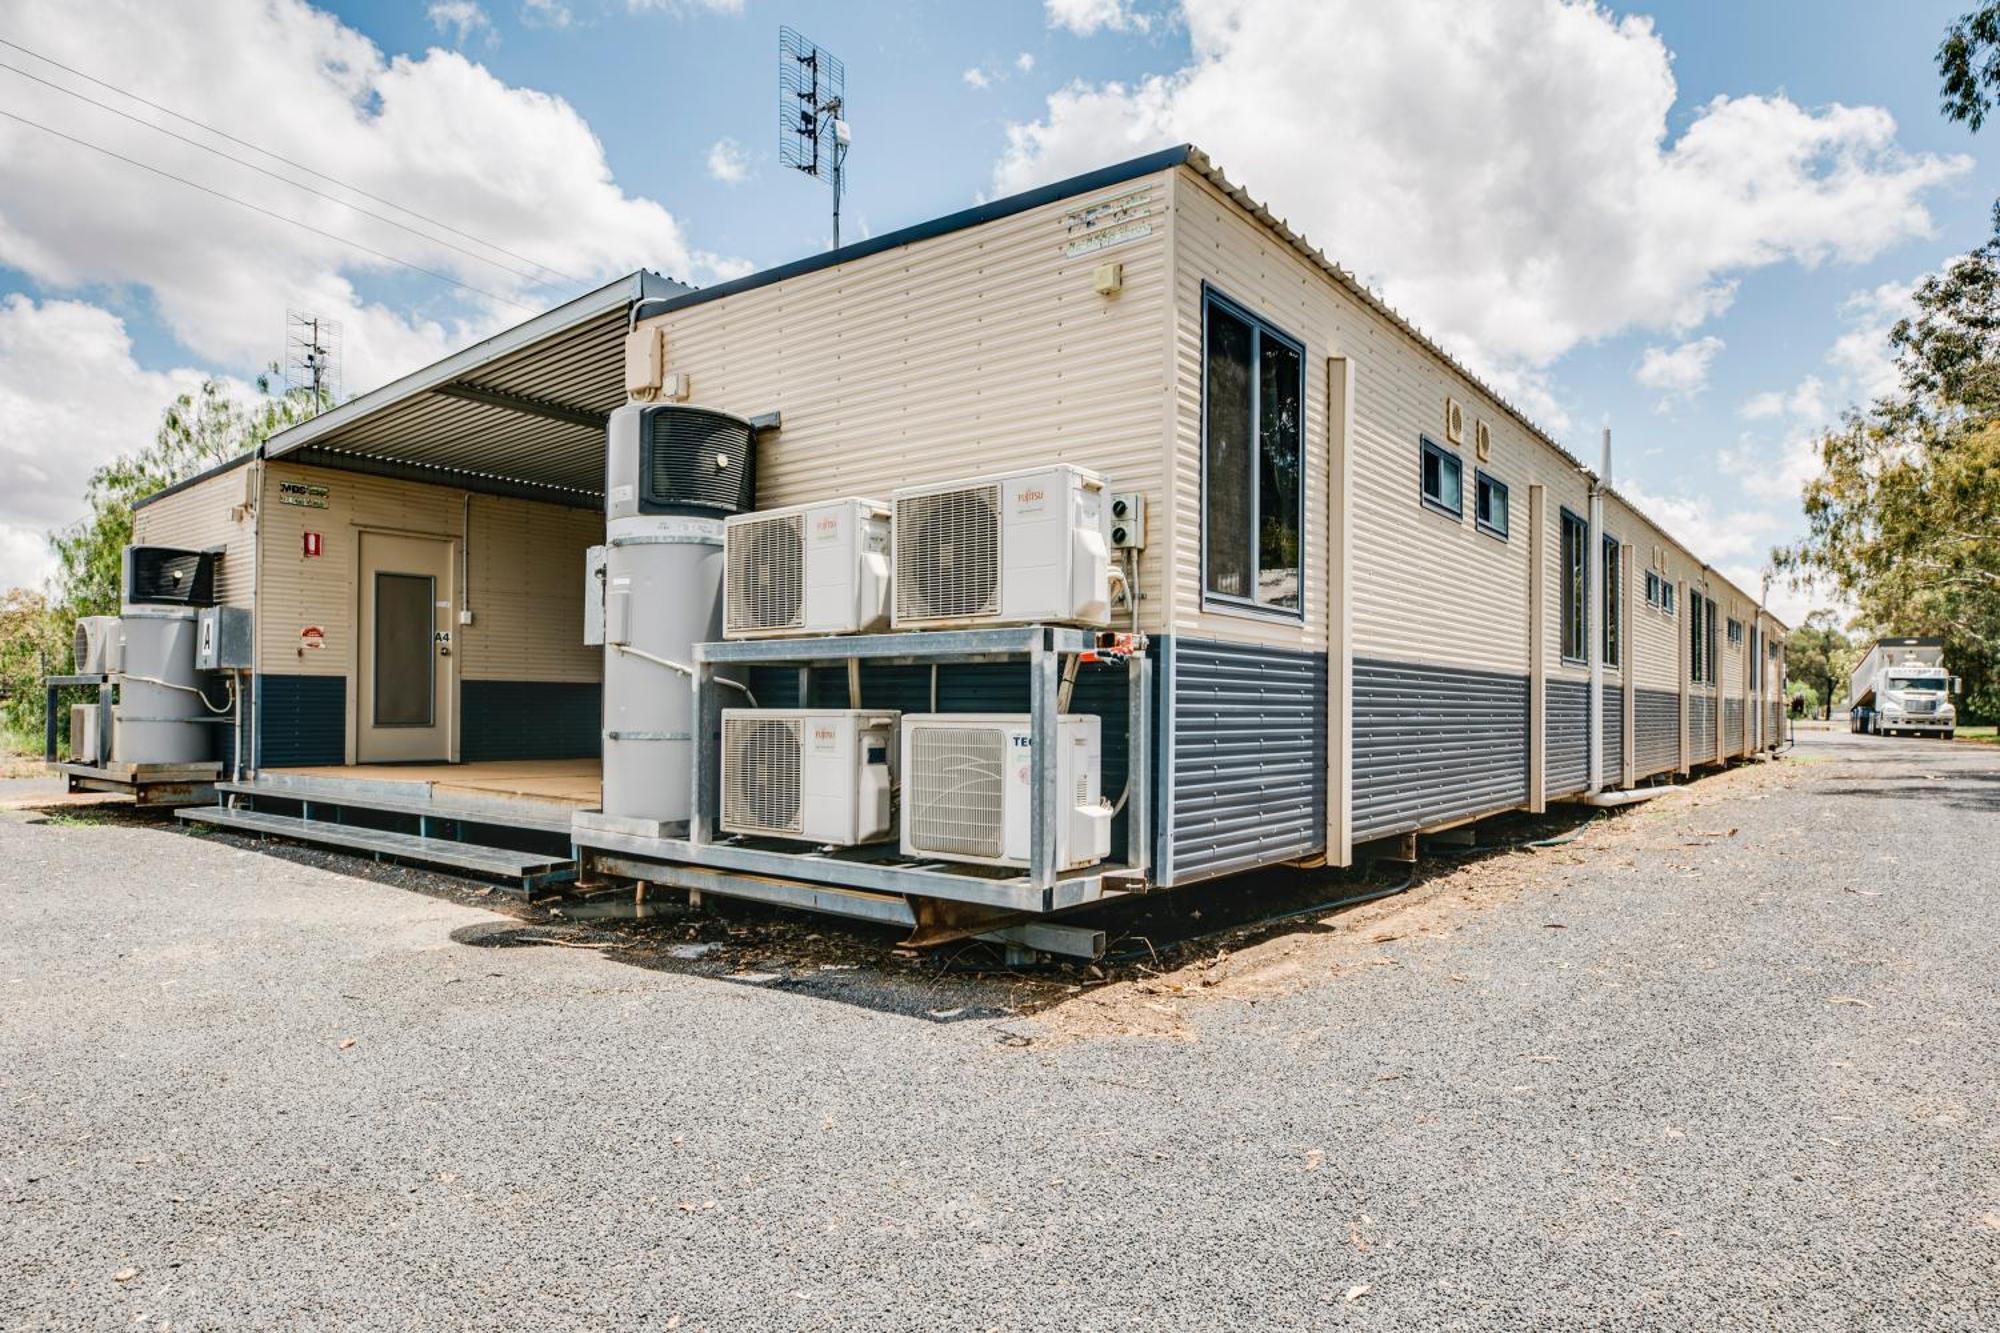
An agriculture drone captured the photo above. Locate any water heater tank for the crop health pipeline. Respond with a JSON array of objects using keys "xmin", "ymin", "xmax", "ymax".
[
  {"xmin": 600, "ymin": 403, "xmax": 757, "ymax": 823},
  {"xmin": 111, "ymin": 606, "xmax": 211, "ymax": 764}
]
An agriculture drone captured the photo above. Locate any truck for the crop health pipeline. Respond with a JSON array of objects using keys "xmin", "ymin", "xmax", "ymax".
[{"xmin": 1848, "ymin": 637, "xmax": 1959, "ymax": 738}]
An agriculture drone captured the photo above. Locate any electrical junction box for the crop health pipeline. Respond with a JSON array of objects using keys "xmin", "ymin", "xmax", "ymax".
[
  {"xmin": 1109, "ymin": 492, "xmax": 1146, "ymax": 549},
  {"xmin": 195, "ymin": 606, "xmax": 253, "ymax": 670}
]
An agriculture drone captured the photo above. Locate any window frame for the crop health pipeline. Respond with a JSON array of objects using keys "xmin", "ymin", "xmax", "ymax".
[
  {"xmin": 1419, "ymin": 435, "xmax": 1464, "ymax": 521},
  {"xmin": 1601, "ymin": 531, "xmax": 1622, "ymax": 669},
  {"xmin": 1559, "ymin": 507, "xmax": 1590, "ymax": 666},
  {"xmin": 1473, "ymin": 468, "xmax": 1509, "ymax": 540},
  {"xmin": 1198, "ymin": 283, "xmax": 1308, "ymax": 621}
]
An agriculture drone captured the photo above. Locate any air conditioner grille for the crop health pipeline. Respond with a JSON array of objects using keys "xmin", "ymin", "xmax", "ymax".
[
  {"xmin": 726, "ymin": 513, "xmax": 805, "ymax": 633},
  {"xmin": 722, "ymin": 716, "xmax": 803, "ymax": 835},
  {"xmin": 907, "ymin": 725, "xmax": 1006, "ymax": 860},
  {"xmin": 897, "ymin": 485, "xmax": 1000, "ymax": 621}
]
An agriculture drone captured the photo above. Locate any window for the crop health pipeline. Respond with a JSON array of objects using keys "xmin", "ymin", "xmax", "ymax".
[
  {"xmin": 1202, "ymin": 287, "xmax": 1303, "ymax": 612},
  {"xmin": 1644, "ymin": 570, "xmax": 1660, "ymax": 608},
  {"xmin": 1421, "ymin": 437, "xmax": 1463, "ymax": 518},
  {"xmin": 1727, "ymin": 618, "xmax": 1744, "ymax": 646},
  {"xmin": 1474, "ymin": 470, "xmax": 1509, "ymax": 538},
  {"xmin": 1602, "ymin": 533, "xmax": 1621, "ymax": 668},
  {"xmin": 1663, "ymin": 581, "xmax": 1676, "ymax": 614},
  {"xmin": 1560, "ymin": 509, "xmax": 1589, "ymax": 663},
  {"xmin": 1690, "ymin": 595, "xmax": 1719, "ymax": 684}
]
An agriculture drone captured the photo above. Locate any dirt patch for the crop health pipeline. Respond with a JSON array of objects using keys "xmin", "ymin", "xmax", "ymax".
[{"xmin": 1031, "ymin": 757, "xmax": 1809, "ymax": 1045}]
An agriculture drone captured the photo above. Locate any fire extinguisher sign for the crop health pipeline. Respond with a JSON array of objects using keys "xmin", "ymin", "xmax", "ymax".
[{"xmin": 303, "ymin": 532, "xmax": 322, "ymax": 558}]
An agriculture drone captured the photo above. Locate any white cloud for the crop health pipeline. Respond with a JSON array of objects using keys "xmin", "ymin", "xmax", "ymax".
[
  {"xmin": 427, "ymin": 1, "xmax": 493, "ymax": 47},
  {"xmin": 1635, "ymin": 336, "xmax": 1724, "ymax": 411},
  {"xmin": 997, "ymin": 0, "xmax": 1967, "ymax": 431},
  {"xmin": 0, "ymin": 0, "xmax": 740, "ymax": 400},
  {"xmin": 521, "ymin": 0, "xmax": 573, "ymax": 29},
  {"xmin": 626, "ymin": 0, "xmax": 742, "ymax": 13},
  {"xmin": 1017, "ymin": 52, "xmax": 1038, "ymax": 73},
  {"xmin": 0, "ymin": 296, "xmax": 217, "ymax": 590},
  {"xmin": 1827, "ymin": 277, "xmax": 1918, "ymax": 403},
  {"xmin": 963, "ymin": 67, "xmax": 991, "ymax": 90},
  {"xmin": 1046, "ymin": 0, "xmax": 1152, "ymax": 36},
  {"xmin": 706, "ymin": 137, "xmax": 749, "ymax": 185},
  {"xmin": 1740, "ymin": 375, "xmax": 1826, "ymax": 422}
]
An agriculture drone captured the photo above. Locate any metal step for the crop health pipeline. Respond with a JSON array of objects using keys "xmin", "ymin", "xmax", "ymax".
[
  {"xmin": 216, "ymin": 777, "xmax": 575, "ymax": 836},
  {"xmin": 178, "ymin": 805, "xmax": 575, "ymax": 893}
]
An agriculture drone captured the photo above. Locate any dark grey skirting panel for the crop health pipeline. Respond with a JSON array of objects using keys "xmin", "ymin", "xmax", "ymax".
[
  {"xmin": 1352, "ymin": 658, "xmax": 1528, "ymax": 843},
  {"xmin": 1767, "ymin": 701, "xmax": 1785, "ymax": 746},
  {"xmin": 1635, "ymin": 688, "xmax": 1680, "ymax": 776},
  {"xmin": 462, "ymin": 680, "xmax": 601, "ymax": 761},
  {"xmin": 255, "ymin": 674, "xmax": 345, "ymax": 768},
  {"xmin": 1158, "ymin": 637, "xmax": 1326, "ymax": 887},
  {"xmin": 1723, "ymin": 698, "xmax": 1744, "ymax": 755},
  {"xmin": 1547, "ymin": 678, "xmax": 1589, "ymax": 798},
  {"xmin": 1601, "ymin": 684, "xmax": 1625, "ymax": 778},
  {"xmin": 1690, "ymin": 694, "xmax": 1717, "ymax": 761}
]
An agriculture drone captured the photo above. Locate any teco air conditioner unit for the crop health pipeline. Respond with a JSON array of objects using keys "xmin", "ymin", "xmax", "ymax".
[
  {"xmin": 899, "ymin": 713, "xmax": 1110, "ymax": 871},
  {"xmin": 891, "ymin": 465, "xmax": 1111, "ymax": 629},
  {"xmin": 724, "ymin": 498, "xmax": 891, "ymax": 638},
  {"xmin": 720, "ymin": 709, "xmax": 898, "ymax": 845}
]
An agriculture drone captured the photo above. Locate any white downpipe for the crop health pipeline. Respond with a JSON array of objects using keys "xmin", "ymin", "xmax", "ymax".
[{"xmin": 1587, "ymin": 427, "xmax": 1609, "ymax": 795}]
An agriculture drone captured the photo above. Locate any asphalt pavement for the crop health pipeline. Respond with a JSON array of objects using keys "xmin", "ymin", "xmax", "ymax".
[{"xmin": 1, "ymin": 729, "xmax": 1995, "ymax": 1330}]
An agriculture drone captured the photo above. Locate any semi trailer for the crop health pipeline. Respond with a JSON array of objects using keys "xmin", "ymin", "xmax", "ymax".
[{"xmin": 1848, "ymin": 637, "xmax": 1958, "ymax": 738}]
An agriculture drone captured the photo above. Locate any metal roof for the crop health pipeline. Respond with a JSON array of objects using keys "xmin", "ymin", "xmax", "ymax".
[{"xmin": 256, "ymin": 270, "xmax": 688, "ymax": 506}]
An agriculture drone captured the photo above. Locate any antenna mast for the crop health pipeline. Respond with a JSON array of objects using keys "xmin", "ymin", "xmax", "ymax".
[
  {"xmin": 285, "ymin": 309, "xmax": 341, "ymax": 414},
  {"xmin": 779, "ymin": 25, "xmax": 850, "ymax": 248}
]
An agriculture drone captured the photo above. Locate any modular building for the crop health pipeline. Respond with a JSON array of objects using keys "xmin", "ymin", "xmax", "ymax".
[{"xmin": 121, "ymin": 146, "xmax": 1787, "ymax": 943}]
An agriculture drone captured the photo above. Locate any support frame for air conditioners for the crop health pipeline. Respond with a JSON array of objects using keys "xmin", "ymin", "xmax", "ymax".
[{"xmin": 569, "ymin": 624, "xmax": 1151, "ymax": 914}]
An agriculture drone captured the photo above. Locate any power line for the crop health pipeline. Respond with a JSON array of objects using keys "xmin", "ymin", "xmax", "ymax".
[
  {"xmin": 0, "ymin": 106, "xmax": 535, "ymax": 311},
  {"xmin": 0, "ymin": 59, "xmax": 571, "ymax": 295},
  {"xmin": 0, "ymin": 33, "xmax": 583, "ymax": 287}
]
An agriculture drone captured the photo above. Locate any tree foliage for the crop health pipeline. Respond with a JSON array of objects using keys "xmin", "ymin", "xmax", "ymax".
[
  {"xmin": 1775, "ymin": 230, "xmax": 2000, "ymax": 719},
  {"xmin": 1940, "ymin": 3, "xmax": 2000, "ymax": 132},
  {"xmin": 1, "ymin": 372, "xmax": 321, "ymax": 749}
]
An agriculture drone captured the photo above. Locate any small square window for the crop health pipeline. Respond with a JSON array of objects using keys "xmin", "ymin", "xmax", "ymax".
[
  {"xmin": 1420, "ymin": 436, "xmax": 1462, "ymax": 518},
  {"xmin": 1474, "ymin": 470, "xmax": 1509, "ymax": 539}
]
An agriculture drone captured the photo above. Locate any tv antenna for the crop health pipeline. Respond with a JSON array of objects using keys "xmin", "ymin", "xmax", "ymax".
[
  {"xmin": 778, "ymin": 25, "xmax": 850, "ymax": 247},
  {"xmin": 284, "ymin": 309, "xmax": 341, "ymax": 412}
]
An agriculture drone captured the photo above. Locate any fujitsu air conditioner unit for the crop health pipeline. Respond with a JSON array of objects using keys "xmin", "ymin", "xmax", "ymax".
[
  {"xmin": 720, "ymin": 709, "xmax": 899, "ymax": 845},
  {"xmin": 73, "ymin": 616, "xmax": 120, "ymax": 674},
  {"xmin": 67, "ymin": 704, "xmax": 103, "ymax": 765},
  {"xmin": 723, "ymin": 498, "xmax": 892, "ymax": 638},
  {"xmin": 891, "ymin": 465, "xmax": 1111, "ymax": 629},
  {"xmin": 899, "ymin": 713, "xmax": 1110, "ymax": 871}
]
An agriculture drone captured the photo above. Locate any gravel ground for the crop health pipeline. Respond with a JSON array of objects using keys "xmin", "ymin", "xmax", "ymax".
[{"xmin": 1, "ymin": 730, "xmax": 1995, "ymax": 1330}]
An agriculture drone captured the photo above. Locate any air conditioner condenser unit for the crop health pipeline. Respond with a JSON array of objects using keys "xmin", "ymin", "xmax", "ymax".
[
  {"xmin": 899, "ymin": 713, "xmax": 1110, "ymax": 871},
  {"xmin": 68, "ymin": 703, "xmax": 103, "ymax": 766},
  {"xmin": 724, "ymin": 498, "xmax": 892, "ymax": 638},
  {"xmin": 720, "ymin": 709, "xmax": 899, "ymax": 845},
  {"xmin": 891, "ymin": 465, "xmax": 1111, "ymax": 629}
]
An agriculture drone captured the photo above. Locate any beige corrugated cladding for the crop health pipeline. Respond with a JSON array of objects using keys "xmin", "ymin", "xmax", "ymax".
[
  {"xmin": 253, "ymin": 461, "xmax": 599, "ymax": 683},
  {"xmin": 130, "ymin": 463, "xmax": 256, "ymax": 609},
  {"xmin": 636, "ymin": 169, "xmax": 1176, "ymax": 631}
]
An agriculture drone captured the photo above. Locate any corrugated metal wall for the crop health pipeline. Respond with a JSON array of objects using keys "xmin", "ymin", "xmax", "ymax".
[
  {"xmin": 1690, "ymin": 694, "xmax": 1717, "ymax": 762},
  {"xmin": 1723, "ymin": 698, "xmax": 1744, "ymax": 756},
  {"xmin": 1548, "ymin": 679, "xmax": 1589, "ymax": 798},
  {"xmin": 130, "ymin": 463, "xmax": 256, "ymax": 608},
  {"xmin": 461, "ymin": 681, "xmax": 600, "ymax": 761},
  {"xmin": 1601, "ymin": 684, "xmax": 1624, "ymax": 779},
  {"xmin": 1159, "ymin": 638, "xmax": 1325, "ymax": 886},
  {"xmin": 1636, "ymin": 688, "xmax": 1680, "ymax": 777},
  {"xmin": 1351, "ymin": 658, "xmax": 1526, "ymax": 842},
  {"xmin": 255, "ymin": 675, "xmax": 345, "ymax": 767}
]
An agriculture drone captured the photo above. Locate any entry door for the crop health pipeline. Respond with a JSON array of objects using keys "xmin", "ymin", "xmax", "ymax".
[{"xmin": 357, "ymin": 532, "xmax": 454, "ymax": 762}]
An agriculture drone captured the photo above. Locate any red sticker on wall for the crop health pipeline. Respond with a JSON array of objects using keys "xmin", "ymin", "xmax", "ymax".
[
  {"xmin": 303, "ymin": 532, "xmax": 322, "ymax": 557},
  {"xmin": 300, "ymin": 626, "xmax": 325, "ymax": 651}
]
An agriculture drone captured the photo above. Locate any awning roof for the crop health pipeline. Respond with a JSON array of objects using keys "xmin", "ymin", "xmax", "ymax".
[{"xmin": 258, "ymin": 270, "xmax": 687, "ymax": 506}]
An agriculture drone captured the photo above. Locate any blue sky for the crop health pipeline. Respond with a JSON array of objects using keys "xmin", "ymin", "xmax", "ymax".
[{"xmin": 1, "ymin": 0, "xmax": 1992, "ymax": 615}]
